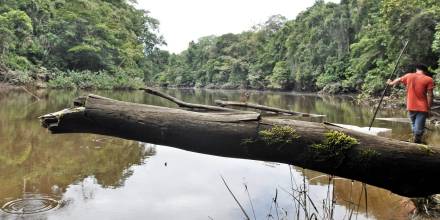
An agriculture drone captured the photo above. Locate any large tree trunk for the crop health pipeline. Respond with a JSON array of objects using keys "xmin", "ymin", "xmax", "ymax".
[{"xmin": 40, "ymin": 94, "xmax": 440, "ymax": 198}]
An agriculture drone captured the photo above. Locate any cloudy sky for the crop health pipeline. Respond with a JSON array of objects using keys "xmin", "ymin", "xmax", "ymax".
[{"xmin": 136, "ymin": 0, "xmax": 340, "ymax": 53}]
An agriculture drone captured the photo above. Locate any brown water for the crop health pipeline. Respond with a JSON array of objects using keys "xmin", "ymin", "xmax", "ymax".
[{"xmin": 0, "ymin": 89, "xmax": 438, "ymax": 220}]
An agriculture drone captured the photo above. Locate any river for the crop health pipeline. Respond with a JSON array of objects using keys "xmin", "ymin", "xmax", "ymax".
[{"xmin": 0, "ymin": 89, "xmax": 438, "ymax": 220}]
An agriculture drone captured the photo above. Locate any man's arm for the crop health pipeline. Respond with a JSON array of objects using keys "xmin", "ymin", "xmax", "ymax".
[
  {"xmin": 387, "ymin": 78, "xmax": 401, "ymax": 86},
  {"xmin": 427, "ymin": 89, "xmax": 434, "ymax": 109}
]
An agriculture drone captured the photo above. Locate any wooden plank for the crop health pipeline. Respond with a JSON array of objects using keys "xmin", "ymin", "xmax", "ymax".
[
  {"xmin": 331, "ymin": 123, "xmax": 392, "ymax": 137},
  {"xmin": 376, "ymin": 118, "xmax": 411, "ymax": 123}
]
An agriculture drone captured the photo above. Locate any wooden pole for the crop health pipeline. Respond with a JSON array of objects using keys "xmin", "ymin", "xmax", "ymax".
[{"xmin": 369, "ymin": 40, "xmax": 409, "ymax": 130}]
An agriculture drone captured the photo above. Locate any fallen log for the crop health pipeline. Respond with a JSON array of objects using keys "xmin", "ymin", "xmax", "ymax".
[
  {"xmin": 214, "ymin": 100, "xmax": 326, "ymax": 117},
  {"xmin": 39, "ymin": 94, "xmax": 440, "ymax": 197}
]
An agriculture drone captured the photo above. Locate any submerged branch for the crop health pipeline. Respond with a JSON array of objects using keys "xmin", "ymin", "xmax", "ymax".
[{"xmin": 140, "ymin": 87, "xmax": 243, "ymax": 112}]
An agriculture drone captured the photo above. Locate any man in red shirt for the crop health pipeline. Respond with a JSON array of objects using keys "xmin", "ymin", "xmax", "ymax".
[{"xmin": 387, "ymin": 64, "xmax": 435, "ymax": 143}]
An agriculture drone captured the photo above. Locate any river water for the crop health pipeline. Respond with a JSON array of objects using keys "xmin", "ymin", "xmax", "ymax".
[{"xmin": 0, "ymin": 89, "xmax": 439, "ymax": 220}]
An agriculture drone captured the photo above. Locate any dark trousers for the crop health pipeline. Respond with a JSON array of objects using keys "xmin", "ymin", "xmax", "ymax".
[{"xmin": 408, "ymin": 111, "xmax": 427, "ymax": 142}]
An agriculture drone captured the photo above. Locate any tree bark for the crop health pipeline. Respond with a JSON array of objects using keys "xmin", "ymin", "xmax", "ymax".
[{"xmin": 39, "ymin": 94, "xmax": 440, "ymax": 198}]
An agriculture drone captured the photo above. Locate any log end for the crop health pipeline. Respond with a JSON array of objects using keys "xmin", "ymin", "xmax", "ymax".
[{"xmin": 39, "ymin": 107, "xmax": 85, "ymax": 132}]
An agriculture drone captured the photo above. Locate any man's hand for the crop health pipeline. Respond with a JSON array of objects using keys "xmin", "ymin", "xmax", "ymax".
[{"xmin": 387, "ymin": 78, "xmax": 401, "ymax": 86}]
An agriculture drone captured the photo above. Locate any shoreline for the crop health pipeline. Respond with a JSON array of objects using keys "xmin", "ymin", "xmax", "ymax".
[
  {"xmin": 0, "ymin": 83, "xmax": 21, "ymax": 94},
  {"xmin": 152, "ymin": 85, "xmax": 361, "ymax": 98},
  {"xmin": 0, "ymin": 83, "xmax": 397, "ymax": 102}
]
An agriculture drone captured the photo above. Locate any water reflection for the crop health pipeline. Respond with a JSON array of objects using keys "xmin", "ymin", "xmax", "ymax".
[
  {"xmin": 0, "ymin": 89, "xmax": 436, "ymax": 219},
  {"xmin": 0, "ymin": 91, "xmax": 154, "ymax": 218},
  {"xmin": 303, "ymin": 168, "xmax": 413, "ymax": 219}
]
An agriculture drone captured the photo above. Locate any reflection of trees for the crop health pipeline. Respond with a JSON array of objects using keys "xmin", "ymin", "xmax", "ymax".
[
  {"xmin": 0, "ymin": 91, "xmax": 155, "ymax": 206},
  {"xmin": 314, "ymin": 95, "xmax": 370, "ymax": 125},
  {"xmin": 0, "ymin": 132, "xmax": 154, "ymax": 202},
  {"xmin": 292, "ymin": 167, "xmax": 411, "ymax": 220},
  {"xmin": 333, "ymin": 180, "xmax": 412, "ymax": 220}
]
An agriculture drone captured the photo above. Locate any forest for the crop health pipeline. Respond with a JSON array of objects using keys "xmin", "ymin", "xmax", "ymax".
[
  {"xmin": 0, "ymin": 0, "xmax": 163, "ymax": 89},
  {"xmin": 1, "ymin": 0, "xmax": 440, "ymax": 95}
]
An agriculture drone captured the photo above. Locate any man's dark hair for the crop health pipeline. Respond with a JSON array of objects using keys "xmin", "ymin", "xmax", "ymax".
[{"xmin": 414, "ymin": 63, "xmax": 429, "ymax": 73}]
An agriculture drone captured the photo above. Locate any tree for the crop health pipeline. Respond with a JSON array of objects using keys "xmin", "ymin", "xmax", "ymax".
[
  {"xmin": 0, "ymin": 0, "xmax": 164, "ymax": 88},
  {"xmin": 267, "ymin": 61, "xmax": 290, "ymax": 89}
]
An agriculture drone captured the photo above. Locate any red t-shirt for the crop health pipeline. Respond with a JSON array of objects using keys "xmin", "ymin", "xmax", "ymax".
[{"xmin": 400, "ymin": 72, "xmax": 434, "ymax": 112}]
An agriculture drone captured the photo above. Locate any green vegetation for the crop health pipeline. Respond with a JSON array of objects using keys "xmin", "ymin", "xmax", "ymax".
[
  {"xmin": 359, "ymin": 148, "xmax": 380, "ymax": 158},
  {"xmin": 47, "ymin": 70, "xmax": 144, "ymax": 90},
  {"xmin": 0, "ymin": 0, "xmax": 163, "ymax": 89},
  {"xmin": 240, "ymin": 138, "xmax": 254, "ymax": 146},
  {"xmin": 1, "ymin": 0, "xmax": 439, "ymax": 94},
  {"xmin": 259, "ymin": 125, "xmax": 300, "ymax": 146},
  {"xmin": 147, "ymin": 0, "xmax": 440, "ymax": 95},
  {"xmin": 358, "ymin": 148, "xmax": 381, "ymax": 162},
  {"xmin": 239, "ymin": 125, "xmax": 300, "ymax": 149},
  {"xmin": 312, "ymin": 130, "xmax": 358, "ymax": 158},
  {"xmin": 418, "ymin": 144, "xmax": 435, "ymax": 155}
]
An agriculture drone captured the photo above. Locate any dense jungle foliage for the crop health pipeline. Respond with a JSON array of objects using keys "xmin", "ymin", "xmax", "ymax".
[
  {"xmin": 1, "ymin": 0, "xmax": 440, "ymax": 94},
  {"xmin": 149, "ymin": 0, "xmax": 440, "ymax": 94},
  {"xmin": 0, "ymin": 0, "xmax": 163, "ymax": 89}
]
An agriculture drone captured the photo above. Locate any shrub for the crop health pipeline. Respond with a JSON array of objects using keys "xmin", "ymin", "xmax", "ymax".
[{"xmin": 47, "ymin": 70, "xmax": 144, "ymax": 90}]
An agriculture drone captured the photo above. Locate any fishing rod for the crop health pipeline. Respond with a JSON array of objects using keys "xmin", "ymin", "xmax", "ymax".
[{"xmin": 368, "ymin": 40, "xmax": 410, "ymax": 130}]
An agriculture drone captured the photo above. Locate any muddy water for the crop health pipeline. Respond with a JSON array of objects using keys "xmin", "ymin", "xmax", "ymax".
[{"xmin": 0, "ymin": 89, "xmax": 438, "ymax": 220}]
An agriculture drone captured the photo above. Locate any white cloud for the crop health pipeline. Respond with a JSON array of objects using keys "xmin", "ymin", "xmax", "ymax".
[{"xmin": 136, "ymin": 0, "xmax": 340, "ymax": 53}]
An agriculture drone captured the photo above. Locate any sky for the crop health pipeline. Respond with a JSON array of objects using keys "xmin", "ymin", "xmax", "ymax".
[{"xmin": 136, "ymin": 0, "xmax": 340, "ymax": 53}]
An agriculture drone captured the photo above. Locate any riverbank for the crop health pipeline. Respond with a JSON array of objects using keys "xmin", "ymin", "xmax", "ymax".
[
  {"xmin": 0, "ymin": 63, "xmax": 144, "ymax": 91},
  {"xmin": 356, "ymin": 93, "xmax": 406, "ymax": 109},
  {"xmin": 0, "ymin": 83, "xmax": 20, "ymax": 94}
]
